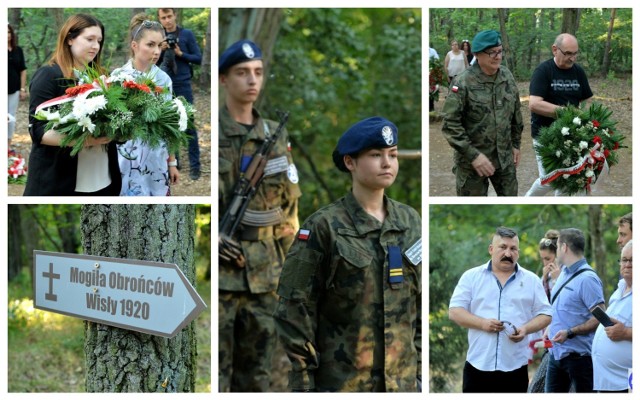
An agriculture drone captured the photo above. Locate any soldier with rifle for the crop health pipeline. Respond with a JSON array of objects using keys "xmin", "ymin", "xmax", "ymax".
[{"xmin": 218, "ymin": 39, "xmax": 301, "ymax": 392}]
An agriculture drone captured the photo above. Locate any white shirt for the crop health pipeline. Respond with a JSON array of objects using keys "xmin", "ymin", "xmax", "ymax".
[
  {"xmin": 592, "ymin": 279, "xmax": 632, "ymax": 391},
  {"xmin": 450, "ymin": 261, "xmax": 552, "ymax": 372}
]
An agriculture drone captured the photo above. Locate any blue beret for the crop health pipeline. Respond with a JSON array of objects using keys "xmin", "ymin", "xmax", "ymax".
[
  {"xmin": 471, "ymin": 30, "xmax": 502, "ymax": 53},
  {"xmin": 336, "ymin": 117, "xmax": 398, "ymax": 156},
  {"xmin": 219, "ymin": 39, "xmax": 262, "ymax": 73}
]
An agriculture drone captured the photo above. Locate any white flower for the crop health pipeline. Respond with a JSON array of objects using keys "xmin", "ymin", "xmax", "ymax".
[
  {"xmin": 77, "ymin": 115, "xmax": 96, "ymax": 133},
  {"xmin": 37, "ymin": 109, "xmax": 61, "ymax": 121},
  {"xmin": 572, "ymin": 117, "xmax": 582, "ymax": 126},
  {"xmin": 585, "ymin": 169, "xmax": 595, "ymax": 178},
  {"xmin": 173, "ymin": 98, "xmax": 188, "ymax": 131},
  {"xmin": 556, "ymin": 150, "xmax": 562, "ymax": 157},
  {"xmin": 579, "ymin": 141, "xmax": 588, "ymax": 150},
  {"xmin": 563, "ymin": 174, "xmax": 570, "ymax": 179},
  {"xmin": 84, "ymin": 95, "xmax": 107, "ymax": 114},
  {"xmin": 602, "ymin": 129, "xmax": 611, "ymax": 137},
  {"xmin": 561, "ymin": 127, "xmax": 571, "ymax": 136}
]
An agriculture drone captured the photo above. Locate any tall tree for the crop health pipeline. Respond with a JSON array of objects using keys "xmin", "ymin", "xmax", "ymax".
[
  {"xmin": 8, "ymin": 205, "xmax": 24, "ymax": 281},
  {"xmin": 561, "ymin": 8, "xmax": 581, "ymax": 35},
  {"xmin": 81, "ymin": 204, "xmax": 199, "ymax": 392},
  {"xmin": 497, "ymin": 9, "xmax": 515, "ymax": 72},
  {"xmin": 218, "ymin": 9, "xmax": 284, "ymax": 75},
  {"xmin": 601, "ymin": 8, "xmax": 616, "ymax": 77},
  {"xmin": 588, "ymin": 205, "xmax": 608, "ymax": 296},
  {"xmin": 199, "ymin": 12, "xmax": 211, "ymax": 87}
]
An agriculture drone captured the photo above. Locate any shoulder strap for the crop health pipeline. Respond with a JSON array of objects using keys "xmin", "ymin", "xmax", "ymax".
[{"xmin": 551, "ymin": 267, "xmax": 593, "ymax": 304}]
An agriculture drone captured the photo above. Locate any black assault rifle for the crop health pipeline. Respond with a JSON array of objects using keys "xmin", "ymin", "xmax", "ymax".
[{"xmin": 219, "ymin": 111, "xmax": 290, "ymax": 267}]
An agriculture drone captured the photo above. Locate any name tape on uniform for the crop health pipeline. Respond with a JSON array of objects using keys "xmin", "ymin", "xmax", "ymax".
[
  {"xmin": 264, "ymin": 155, "xmax": 289, "ymax": 177},
  {"xmin": 404, "ymin": 238, "xmax": 422, "ymax": 266}
]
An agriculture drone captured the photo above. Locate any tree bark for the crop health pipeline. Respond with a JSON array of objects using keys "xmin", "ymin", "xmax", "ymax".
[
  {"xmin": 588, "ymin": 205, "xmax": 607, "ymax": 294},
  {"xmin": 81, "ymin": 204, "xmax": 198, "ymax": 392},
  {"xmin": 497, "ymin": 9, "xmax": 515, "ymax": 72},
  {"xmin": 602, "ymin": 9, "xmax": 616, "ymax": 77},
  {"xmin": 8, "ymin": 205, "xmax": 24, "ymax": 281},
  {"xmin": 199, "ymin": 11, "xmax": 212, "ymax": 87},
  {"xmin": 561, "ymin": 9, "xmax": 581, "ymax": 35}
]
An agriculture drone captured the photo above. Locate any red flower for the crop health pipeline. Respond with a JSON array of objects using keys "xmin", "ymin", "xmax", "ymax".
[
  {"xmin": 592, "ymin": 120, "xmax": 600, "ymax": 128},
  {"xmin": 65, "ymin": 83, "xmax": 95, "ymax": 96},
  {"xmin": 614, "ymin": 142, "xmax": 620, "ymax": 150},
  {"xmin": 592, "ymin": 136, "xmax": 602, "ymax": 145},
  {"xmin": 123, "ymin": 81, "xmax": 151, "ymax": 93},
  {"xmin": 155, "ymin": 86, "xmax": 164, "ymax": 94},
  {"xmin": 604, "ymin": 149, "xmax": 611, "ymax": 158}
]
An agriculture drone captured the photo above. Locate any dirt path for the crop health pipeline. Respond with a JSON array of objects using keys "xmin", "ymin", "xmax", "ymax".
[
  {"xmin": 8, "ymin": 89, "xmax": 211, "ymax": 197},
  {"xmin": 429, "ymin": 77, "xmax": 632, "ymax": 196}
]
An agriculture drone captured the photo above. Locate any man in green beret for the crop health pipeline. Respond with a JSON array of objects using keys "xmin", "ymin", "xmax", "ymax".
[{"xmin": 442, "ymin": 29, "xmax": 523, "ymax": 196}]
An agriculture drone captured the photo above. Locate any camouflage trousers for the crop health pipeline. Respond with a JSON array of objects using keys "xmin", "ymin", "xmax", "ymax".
[
  {"xmin": 219, "ymin": 290, "xmax": 277, "ymax": 392},
  {"xmin": 453, "ymin": 161, "xmax": 517, "ymax": 196}
]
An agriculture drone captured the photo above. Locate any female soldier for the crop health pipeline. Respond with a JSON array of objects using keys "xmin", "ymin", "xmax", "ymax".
[{"xmin": 274, "ymin": 117, "xmax": 422, "ymax": 392}]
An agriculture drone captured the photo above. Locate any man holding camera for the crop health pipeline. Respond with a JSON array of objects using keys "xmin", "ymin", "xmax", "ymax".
[{"xmin": 158, "ymin": 8, "xmax": 203, "ymax": 180}]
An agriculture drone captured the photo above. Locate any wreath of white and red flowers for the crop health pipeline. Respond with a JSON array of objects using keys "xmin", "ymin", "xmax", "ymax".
[
  {"xmin": 34, "ymin": 67, "xmax": 194, "ymax": 156},
  {"xmin": 535, "ymin": 102, "xmax": 625, "ymax": 195},
  {"xmin": 8, "ymin": 150, "xmax": 28, "ymax": 184}
]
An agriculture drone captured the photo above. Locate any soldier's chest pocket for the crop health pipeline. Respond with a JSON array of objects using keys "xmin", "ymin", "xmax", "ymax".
[
  {"xmin": 327, "ymin": 238, "xmax": 372, "ymax": 297},
  {"xmin": 466, "ymin": 88, "xmax": 490, "ymax": 122}
]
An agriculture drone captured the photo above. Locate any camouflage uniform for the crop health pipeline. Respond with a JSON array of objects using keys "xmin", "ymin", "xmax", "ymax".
[
  {"xmin": 274, "ymin": 192, "xmax": 422, "ymax": 392},
  {"xmin": 218, "ymin": 105, "xmax": 301, "ymax": 391},
  {"xmin": 442, "ymin": 62, "xmax": 523, "ymax": 196}
]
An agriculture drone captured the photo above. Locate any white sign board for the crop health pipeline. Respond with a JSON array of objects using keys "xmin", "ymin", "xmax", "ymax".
[{"xmin": 33, "ymin": 250, "xmax": 206, "ymax": 338}]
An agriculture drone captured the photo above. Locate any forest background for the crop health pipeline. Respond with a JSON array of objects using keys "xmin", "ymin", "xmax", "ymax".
[{"xmin": 429, "ymin": 204, "xmax": 633, "ymax": 392}]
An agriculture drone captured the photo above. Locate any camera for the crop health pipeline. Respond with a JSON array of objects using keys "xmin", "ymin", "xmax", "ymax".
[{"xmin": 165, "ymin": 32, "xmax": 179, "ymax": 48}]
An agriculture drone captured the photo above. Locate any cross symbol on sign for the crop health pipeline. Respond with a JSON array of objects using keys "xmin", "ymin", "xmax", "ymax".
[{"xmin": 42, "ymin": 262, "xmax": 60, "ymax": 301}]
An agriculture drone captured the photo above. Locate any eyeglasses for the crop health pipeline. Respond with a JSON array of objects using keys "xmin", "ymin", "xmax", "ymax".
[
  {"xmin": 133, "ymin": 20, "xmax": 161, "ymax": 40},
  {"xmin": 500, "ymin": 320, "xmax": 518, "ymax": 336},
  {"xmin": 557, "ymin": 47, "xmax": 580, "ymax": 57},
  {"xmin": 619, "ymin": 258, "xmax": 633, "ymax": 265},
  {"xmin": 482, "ymin": 49, "xmax": 504, "ymax": 59}
]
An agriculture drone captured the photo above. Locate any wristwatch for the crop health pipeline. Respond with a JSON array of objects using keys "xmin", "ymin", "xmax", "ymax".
[{"xmin": 567, "ymin": 328, "xmax": 576, "ymax": 339}]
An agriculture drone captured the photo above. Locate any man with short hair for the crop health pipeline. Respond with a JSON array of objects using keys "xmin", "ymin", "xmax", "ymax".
[
  {"xmin": 442, "ymin": 30, "xmax": 523, "ymax": 196},
  {"xmin": 592, "ymin": 240, "xmax": 632, "ymax": 392},
  {"xmin": 218, "ymin": 39, "xmax": 301, "ymax": 392},
  {"xmin": 526, "ymin": 33, "xmax": 593, "ymax": 196},
  {"xmin": 616, "ymin": 212, "xmax": 632, "ymax": 248},
  {"xmin": 157, "ymin": 8, "xmax": 203, "ymax": 180},
  {"xmin": 449, "ymin": 227, "xmax": 551, "ymax": 392},
  {"xmin": 545, "ymin": 228, "xmax": 605, "ymax": 392}
]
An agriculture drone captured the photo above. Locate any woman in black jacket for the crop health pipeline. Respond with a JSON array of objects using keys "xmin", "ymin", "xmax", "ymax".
[{"xmin": 24, "ymin": 13, "xmax": 121, "ymax": 196}]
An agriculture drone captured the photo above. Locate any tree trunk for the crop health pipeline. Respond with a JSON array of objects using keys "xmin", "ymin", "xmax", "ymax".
[
  {"xmin": 218, "ymin": 8, "xmax": 285, "ymax": 108},
  {"xmin": 601, "ymin": 9, "xmax": 616, "ymax": 77},
  {"xmin": 8, "ymin": 205, "xmax": 24, "ymax": 281},
  {"xmin": 57, "ymin": 206, "xmax": 81, "ymax": 253},
  {"xmin": 9, "ymin": 8, "xmax": 21, "ymax": 31},
  {"xmin": 81, "ymin": 204, "xmax": 198, "ymax": 392},
  {"xmin": 588, "ymin": 205, "xmax": 607, "ymax": 294},
  {"xmin": 561, "ymin": 9, "xmax": 581, "ymax": 35},
  {"xmin": 497, "ymin": 9, "xmax": 515, "ymax": 72},
  {"xmin": 21, "ymin": 205, "xmax": 41, "ymax": 283},
  {"xmin": 199, "ymin": 11, "xmax": 212, "ymax": 87}
]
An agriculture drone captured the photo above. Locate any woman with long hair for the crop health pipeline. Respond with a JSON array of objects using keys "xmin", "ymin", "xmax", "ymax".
[{"xmin": 24, "ymin": 14, "xmax": 121, "ymax": 196}]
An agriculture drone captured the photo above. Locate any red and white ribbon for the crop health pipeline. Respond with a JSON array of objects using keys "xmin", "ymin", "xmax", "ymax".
[
  {"xmin": 35, "ymin": 84, "xmax": 101, "ymax": 114},
  {"xmin": 540, "ymin": 143, "xmax": 606, "ymax": 189}
]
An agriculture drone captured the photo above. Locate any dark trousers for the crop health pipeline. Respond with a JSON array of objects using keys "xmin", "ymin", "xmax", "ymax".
[
  {"xmin": 545, "ymin": 352, "xmax": 595, "ymax": 393},
  {"xmin": 462, "ymin": 361, "xmax": 529, "ymax": 392},
  {"xmin": 173, "ymin": 82, "xmax": 201, "ymax": 172}
]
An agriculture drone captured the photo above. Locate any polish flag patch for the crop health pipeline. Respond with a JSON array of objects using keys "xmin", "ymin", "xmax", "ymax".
[
  {"xmin": 298, "ymin": 229, "xmax": 311, "ymax": 241},
  {"xmin": 451, "ymin": 86, "xmax": 459, "ymax": 93}
]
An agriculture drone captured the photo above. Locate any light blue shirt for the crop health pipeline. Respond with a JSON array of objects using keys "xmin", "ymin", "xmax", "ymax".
[
  {"xmin": 548, "ymin": 258, "xmax": 604, "ymax": 360},
  {"xmin": 592, "ymin": 279, "xmax": 632, "ymax": 391},
  {"xmin": 450, "ymin": 261, "xmax": 552, "ymax": 372}
]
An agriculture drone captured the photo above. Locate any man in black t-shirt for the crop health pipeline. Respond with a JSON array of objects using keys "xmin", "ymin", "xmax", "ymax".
[{"xmin": 525, "ymin": 33, "xmax": 593, "ymax": 196}]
